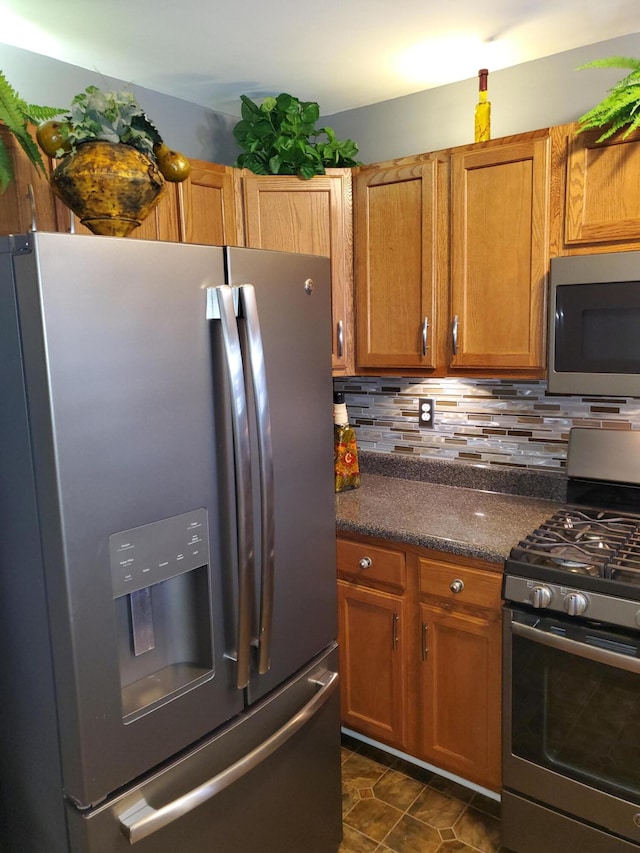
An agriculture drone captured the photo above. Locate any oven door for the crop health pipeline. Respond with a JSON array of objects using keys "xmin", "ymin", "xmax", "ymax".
[{"xmin": 503, "ymin": 605, "xmax": 640, "ymax": 847}]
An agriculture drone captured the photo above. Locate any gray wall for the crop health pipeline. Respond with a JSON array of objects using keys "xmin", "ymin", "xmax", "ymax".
[
  {"xmin": 322, "ymin": 32, "xmax": 640, "ymax": 163},
  {"xmin": 0, "ymin": 43, "xmax": 241, "ymax": 165},
  {"xmin": 3, "ymin": 33, "xmax": 640, "ymax": 168}
]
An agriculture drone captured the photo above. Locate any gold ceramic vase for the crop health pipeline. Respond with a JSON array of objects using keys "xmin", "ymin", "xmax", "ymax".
[{"xmin": 50, "ymin": 140, "xmax": 166, "ymax": 237}]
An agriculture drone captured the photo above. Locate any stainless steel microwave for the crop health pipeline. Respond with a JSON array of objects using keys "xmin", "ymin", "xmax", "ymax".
[{"xmin": 548, "ymin": 250, "xmax": 640, "ymax": 397}]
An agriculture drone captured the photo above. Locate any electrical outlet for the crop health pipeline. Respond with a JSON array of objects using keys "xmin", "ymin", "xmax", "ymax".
[{"xmin": 418, "ymin": 398, "xmax": 435, "ymax": 428}]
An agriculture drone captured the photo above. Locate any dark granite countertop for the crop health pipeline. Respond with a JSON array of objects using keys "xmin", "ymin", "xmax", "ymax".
[{"xmin": 335, "ymin": 452, "xmax": 566, "ymax": 565}]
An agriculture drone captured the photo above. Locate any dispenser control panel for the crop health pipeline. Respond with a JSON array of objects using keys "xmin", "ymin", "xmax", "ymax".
[{"xmin": 109, "ymin": 508, "xmax": 209, "ymax": 598}]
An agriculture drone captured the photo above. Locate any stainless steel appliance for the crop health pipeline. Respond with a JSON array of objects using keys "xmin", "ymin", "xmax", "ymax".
[
  {"xmin": 502, "ymin": 427, "xmax": 640, "ymax": 853},
  {"xmin": 548, "ymin": 249, "xmax": 640, "ymax": 398},
  {"xmin": 0, "ymin": 232, "xmax": 341, "ymax": 853}
]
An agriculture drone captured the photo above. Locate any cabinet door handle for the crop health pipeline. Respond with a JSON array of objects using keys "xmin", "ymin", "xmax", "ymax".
[
  {"xmin": 337, "ymin": 320, "xmax": 344, "ymax": 358},
  {"xmin": 421, "ymin": 316, "xmax": 429, "ymax": 356},
  {"xmin": 358, "ymin": 556, "xmax": 372, "ymax": 569},
  {"xmin": 421, "ymin": 622, "xmax": 429, "ymax": 660},
  {"xmin": 26, "ymin": 184, "xmax": 37, "ymax": 232},
  {"xmin": 452, "ymin": 315, "xmax": 459, "ymax": 356},
  {"xmin": 392, "ymin": 613, "xmax": 399, "ymax": 650}
]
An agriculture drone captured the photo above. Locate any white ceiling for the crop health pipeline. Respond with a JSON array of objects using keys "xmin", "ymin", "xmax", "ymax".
[{"xmin": 2, "ymin": 0, "xmax": 640, "ymax": 116}]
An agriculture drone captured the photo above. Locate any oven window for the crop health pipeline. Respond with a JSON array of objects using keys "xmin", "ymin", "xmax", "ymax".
[
  {"xmin": 554, "ymin": 281, "xmax": 640, "ymax": 374},
  {"xmin": 511, "ymin": 622, "xmax": 640, "ymax": 803}
]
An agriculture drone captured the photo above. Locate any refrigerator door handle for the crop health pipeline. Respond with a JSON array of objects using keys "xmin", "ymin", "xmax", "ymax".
[
  {"xmin": 118, "ymin": 670, "xmax": 339, "ymax": 844},
  {"xmin": 239, "ymin": 284, "xmax": 275, "ymax": 675},
  {"xmin": 214, "ymin": 285, "xmax": 254, "ymax": 690}
]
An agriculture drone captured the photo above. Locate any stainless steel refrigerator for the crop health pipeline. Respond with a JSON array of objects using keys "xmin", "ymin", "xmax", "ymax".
[{"xmin": 0, "ymin": 232, "xmax": 341, "ymax": 853}]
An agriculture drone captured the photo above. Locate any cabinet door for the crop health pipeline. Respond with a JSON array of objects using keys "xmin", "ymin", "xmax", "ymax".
[
  {"xmin": 450, "ymin": 137, "xmax": 549, "ymax": 371},
  {"xmin": 241, "ymin": 170, "xmax": 354, "ymax": 374},
  {"xmin": 337, "ymin": 580, "xmax": 406, "ymax": 749},
  {"xmin": 418, "ymin": 601, "xmax": 501, "ymax": 791},
  {"xmin": 129, "ymin": 183, "xmax": 180, "ymax": 241},
  {"xmin": 560, "ymin": 125, "xmax": 640, "ymax": 250},
  {"xmin": 0, "ymin": 127, "xmax": 57, "ymax": 235},
  {"xmin": 179, "ymin": 159, "xmax": 242, "ymax": 246},
  {"xmin": 355, "ymin": 157, "xmax": 447, "ymax": 370}
]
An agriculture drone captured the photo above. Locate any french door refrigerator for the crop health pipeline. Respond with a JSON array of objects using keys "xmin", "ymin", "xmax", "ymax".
[{"xmin": 0, "ymin": 232, "xmax": 341, "ymax": 853}]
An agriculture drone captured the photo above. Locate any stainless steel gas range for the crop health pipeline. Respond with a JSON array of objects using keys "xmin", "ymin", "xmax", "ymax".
[{"xmin": 502, "ymin": 428, "xmax": 640, "ymax": 853}]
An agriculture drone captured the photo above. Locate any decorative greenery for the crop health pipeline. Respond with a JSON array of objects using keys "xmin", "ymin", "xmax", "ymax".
[
  {"xmin": 0, "ymin": 70, "xmax": 63, "ymax": 193},
  {"xmin": 63, "ymin": 86, "xmax": 163, "ymax": 157},
  {"xmin": 233, "ymin": 92, "xmax": 360, "ymax": 180},
  {"xmin": 577, "ymin": 56, "xmax": 640, "ymax": 141}
]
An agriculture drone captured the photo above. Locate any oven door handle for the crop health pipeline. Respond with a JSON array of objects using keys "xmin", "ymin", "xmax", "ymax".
[{"xmin": 512, "ymin": 620, "xmax": 640, "ymax": 674}]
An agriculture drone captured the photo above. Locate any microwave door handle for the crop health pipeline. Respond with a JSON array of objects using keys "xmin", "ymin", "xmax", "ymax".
[
  {"xmin": 239, "ymin": 284, "xmax": 275, "ymax": 675},
  {"xmin": 511, "ymin": 620, "xmax": 640, "ymax": 675},
  {"xmin": 215, "ymin": 285, "xmax": 254, "ymax": 690}
]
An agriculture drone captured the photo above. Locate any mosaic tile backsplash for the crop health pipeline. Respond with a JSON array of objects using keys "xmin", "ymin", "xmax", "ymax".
[{"xmin": 333, "ymin": 377, "xmax": 640, "ymax": 472}]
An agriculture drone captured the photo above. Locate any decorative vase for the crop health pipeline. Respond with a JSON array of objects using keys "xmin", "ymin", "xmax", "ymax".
[{"xmin": 50, "ymin": 140, "xmax": 166, "ymax": 237}]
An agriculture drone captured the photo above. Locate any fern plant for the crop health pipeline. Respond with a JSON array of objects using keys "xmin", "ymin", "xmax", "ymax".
[
  {"xmin": 0, "ymin": 70, "xmax": 63, "ymax": 193},
  {"xmin": 577, "ymin": 56, "xmax": 640, "ymax": 141}
]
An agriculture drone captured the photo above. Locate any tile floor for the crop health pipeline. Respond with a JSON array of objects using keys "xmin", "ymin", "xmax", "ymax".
[{"xmin": 339, "ymin": 735, "xmax": 507, "ymax": 853}]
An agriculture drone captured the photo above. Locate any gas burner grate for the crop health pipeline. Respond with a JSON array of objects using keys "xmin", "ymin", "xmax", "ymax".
[
  {"xmin": 608, "ymin": 535, "xmax": 640, "ymax": 585},
  {"xmin": 509, "ymin": 506, "xmax": 640, "ymax": 578}
]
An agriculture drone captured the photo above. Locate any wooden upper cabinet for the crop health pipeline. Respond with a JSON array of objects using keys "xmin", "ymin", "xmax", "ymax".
[
  {"xmin": 354, "ymin": 155, "xmax": 448, "ymax": 371},
  {"xmin": 551, "ymin": 123, "xmax": 640, "ymax": 254},
  {"xmin": 178, "ymin": 158, "xmax": 242, "ymax": 246},
  {"xmin": 129, "ymin": 184, "xmax": 181, "ymax": 241},
  {"xmin": 240, "ymin": 169, "xmax": 354, "ymax": 375},
  {"xmin": 450, "ymin": 134, "xmax": 550, "ymax": 373},
  {"xmin": 0, "ymin": 126, "xmax": 57, "ymax": 235}
]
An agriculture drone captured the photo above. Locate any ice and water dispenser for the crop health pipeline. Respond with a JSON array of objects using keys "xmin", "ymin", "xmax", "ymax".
[{"xmin": 110, "ymin": 508, "xmax": 214, "ymax": 721}]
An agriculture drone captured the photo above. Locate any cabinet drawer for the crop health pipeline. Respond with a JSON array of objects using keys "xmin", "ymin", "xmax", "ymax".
[
  {"xmin": 337, "ymin": 539, "xmax": 406, "ymax": 590},
  {"xmin": 418, "ymin": 559, "xmax": 502, "ymax": 610}
]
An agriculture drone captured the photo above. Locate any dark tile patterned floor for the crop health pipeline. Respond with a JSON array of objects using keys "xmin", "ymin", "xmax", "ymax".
[{"xmin": 340, "ymin": 735, "xmax": 506, "ymax": 853}]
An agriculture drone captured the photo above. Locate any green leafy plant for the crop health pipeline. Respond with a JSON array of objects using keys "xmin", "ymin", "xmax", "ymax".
[
  {"xmin": 62, "ymin": 86, "xmax": 162, "ymax": 157},
  {"xmin": 233, "ymin": 92, "xmax": 360, "ymax": 180},
  {"xmin": 577, "ymin": 56, "xmax": 640, "ymax": 141},
  {"xmin": 36, "ymin": 86, "xmax": 191, "ymax": 183},
  {"xmin": 0, "ymin": 70, "xmax": 63, "ymax": 193}
]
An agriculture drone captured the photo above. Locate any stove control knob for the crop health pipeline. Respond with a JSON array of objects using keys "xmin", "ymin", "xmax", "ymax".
[
  {"xmin": 530, "ymin": 585, "xmax": 552, "ymax": 609},
  {"xmin": 564, "ymin": 592, "xmax": 588, "ymax": 617}
]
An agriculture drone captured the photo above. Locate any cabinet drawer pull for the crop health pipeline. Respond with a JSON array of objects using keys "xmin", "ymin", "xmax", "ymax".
[
  {"xmin": 421, "ymin": 622, "xmax": 429, "ymax": 660},
  {"xmin": 450, "ymin": 579, "xmax": 464, "ymax": 593},
  {"xmin": 358, "ymin": 556, "xmax": 372, "ymax": 569},
  {"xmin": 392, "ymin": 612, "xmax": 399, "ymax": 649}
]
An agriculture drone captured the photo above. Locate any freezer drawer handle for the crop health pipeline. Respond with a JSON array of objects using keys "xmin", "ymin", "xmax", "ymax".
[{"xmin": 118, "ymin": 669, "xmax": 339, "ymax": 844}]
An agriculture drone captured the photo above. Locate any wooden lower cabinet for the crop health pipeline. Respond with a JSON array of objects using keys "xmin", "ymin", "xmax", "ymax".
[
  {"xmin": 418, "ymin": 601, "xmax": 501, "ymax": 790},
  {"xmin": 337, "ymin": 581, "xmax": 407, "ymax": 748},
  {"xmin": 337, "ymin": 533, "xmax": 503, "ymax": 792}
]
